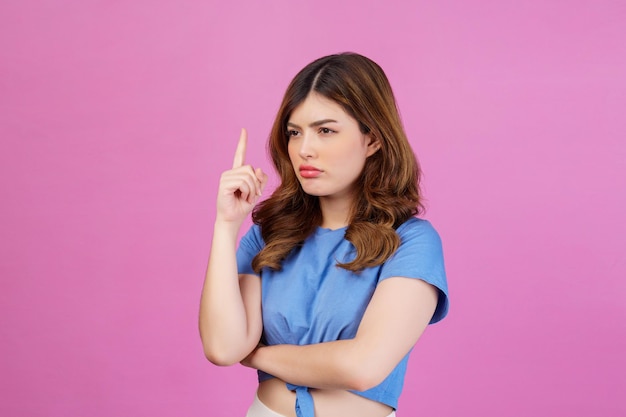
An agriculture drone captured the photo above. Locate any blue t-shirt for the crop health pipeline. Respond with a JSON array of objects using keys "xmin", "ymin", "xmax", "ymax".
[{"xmin": 236, "ymin": 217, "xmax": 449, "ymax": 416}]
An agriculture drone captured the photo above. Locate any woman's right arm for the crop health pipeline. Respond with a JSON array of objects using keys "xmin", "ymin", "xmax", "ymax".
[{"xmin": 199, "ymin": 129, "xmax": 268, "ymax": 366}]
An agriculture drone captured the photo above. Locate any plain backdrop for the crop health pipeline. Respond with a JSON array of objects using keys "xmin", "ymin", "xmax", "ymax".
[{"xmin": 1, "ymin": 1, "xmax": 624, "ymax": 416}]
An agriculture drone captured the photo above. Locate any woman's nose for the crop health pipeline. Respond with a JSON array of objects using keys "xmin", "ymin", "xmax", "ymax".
[{"xmin": 298, "ymin": 133, "xmax": 316, "ymax": 159}]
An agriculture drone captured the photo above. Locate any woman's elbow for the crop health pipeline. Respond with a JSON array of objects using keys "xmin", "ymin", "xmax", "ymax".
[
  {"xmin": 347, "ymin": 370, "xmax": 387, "ymax": 392},
  {"xmin": 204, "ymin": 349, "xmax": 238, "ymax": 366},
  {"xmin": 340, "ymin": 354, "xmax": 388, "ymax": 392},
  {"xmin": 202, "ymin": 340, "xmax": 244, "ymax": 366}
]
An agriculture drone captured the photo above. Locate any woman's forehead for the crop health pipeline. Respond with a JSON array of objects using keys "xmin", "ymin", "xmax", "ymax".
[{"xmin": 288, "ymin": 93, "xmax": 354, "ymax": 126}]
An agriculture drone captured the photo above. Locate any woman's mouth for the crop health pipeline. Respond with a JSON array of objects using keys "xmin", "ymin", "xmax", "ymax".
[{"xmin": 299, "ymin": 165, "xmax": 322, "ymax": 179}]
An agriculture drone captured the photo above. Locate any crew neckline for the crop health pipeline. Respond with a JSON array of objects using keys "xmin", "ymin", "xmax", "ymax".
[{"xmin": 316, "ymin": 225, "xmax": 348, "ymax": 234}]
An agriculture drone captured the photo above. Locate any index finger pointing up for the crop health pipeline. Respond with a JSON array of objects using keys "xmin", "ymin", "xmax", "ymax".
[{"xmin": 232, "ymin": 128, "xmax": 247, "ymax": 168}]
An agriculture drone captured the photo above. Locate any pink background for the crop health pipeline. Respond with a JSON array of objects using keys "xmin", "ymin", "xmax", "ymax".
[{"xmin": 1, "ymin": 1, "xmax": 624, "ymax": 416}]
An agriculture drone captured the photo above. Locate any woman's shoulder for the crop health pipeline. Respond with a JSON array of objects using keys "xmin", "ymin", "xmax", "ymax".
[{"xmin": 396, "ymin": 217, "xmax": 442, "ymax": 243}]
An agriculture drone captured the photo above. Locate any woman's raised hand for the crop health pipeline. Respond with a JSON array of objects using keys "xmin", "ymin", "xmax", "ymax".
[{"xmin": 216, "ymin": 128, "xmax": 268, "ymax": 225}]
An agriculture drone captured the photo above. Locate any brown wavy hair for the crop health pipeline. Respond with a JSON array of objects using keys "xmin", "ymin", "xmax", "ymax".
[{"xmin": 251, "ymin": 52, "xmax": 423, "ymax": 273}]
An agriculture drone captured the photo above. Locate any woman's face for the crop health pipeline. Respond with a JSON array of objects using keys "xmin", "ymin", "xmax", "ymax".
[{"xmin": 287, "ymin": 92, "xmax": 379, "ymax": 204}]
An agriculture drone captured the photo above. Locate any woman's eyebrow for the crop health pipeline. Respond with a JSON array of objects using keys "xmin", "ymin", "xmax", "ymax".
[{"xmin": 287, "ymin": 119, "xmax": 339, "ymax": 129}]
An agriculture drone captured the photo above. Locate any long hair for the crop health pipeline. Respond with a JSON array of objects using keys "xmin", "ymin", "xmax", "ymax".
[{"xmin": 251, "ymin": 52, "xmax": 423, "ymax": 273}]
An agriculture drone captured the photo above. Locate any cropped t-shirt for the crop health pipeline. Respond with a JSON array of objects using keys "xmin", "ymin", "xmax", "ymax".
[{"xmin": 236, "ymin": 217, "xmax": 449, "ymax": 417}]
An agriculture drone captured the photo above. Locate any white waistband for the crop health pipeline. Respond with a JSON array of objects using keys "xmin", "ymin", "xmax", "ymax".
[{"xmin": 246, "ymin": 394, "xmax": 286, "ymax": 417}]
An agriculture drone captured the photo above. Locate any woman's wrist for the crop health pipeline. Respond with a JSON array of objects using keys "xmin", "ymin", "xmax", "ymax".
[{"xmin": 213, "ymin": 217, "xmax": 244, "ymax": 236}]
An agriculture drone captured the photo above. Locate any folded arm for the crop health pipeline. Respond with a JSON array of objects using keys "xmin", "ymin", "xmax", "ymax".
[{"xmin": 241, "ymin": 276, "xmax": 438, "ymax": 391}]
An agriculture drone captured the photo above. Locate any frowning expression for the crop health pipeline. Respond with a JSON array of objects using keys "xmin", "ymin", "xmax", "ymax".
[{"xmin": 287, "ymin": 93, "xmax": 379, "ymax": 204}]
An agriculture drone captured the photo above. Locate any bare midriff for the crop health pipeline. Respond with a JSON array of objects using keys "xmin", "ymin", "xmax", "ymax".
[{"xmin": 257, "ymin": 378, "xmax": 393, "ymax": 417}]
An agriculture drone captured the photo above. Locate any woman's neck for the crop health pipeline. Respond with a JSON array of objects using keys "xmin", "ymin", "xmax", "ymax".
[{"xmin": 319, "ymin": 196, "xmax": 353, "ymax": 230}]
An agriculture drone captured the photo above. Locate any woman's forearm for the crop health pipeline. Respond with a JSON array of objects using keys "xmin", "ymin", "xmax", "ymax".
[
  {"xmin": 243, "ymin": 339, "xmax": 383, "ymax": 392},
  {"xmin": 199, "ymin": 220, "xmax": 261, "ymax": 365}
]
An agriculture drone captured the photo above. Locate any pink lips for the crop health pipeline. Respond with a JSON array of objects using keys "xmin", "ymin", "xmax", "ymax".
[{"xmin": 299, "ymin": 165, "xmax": 322, "ymax": 179}]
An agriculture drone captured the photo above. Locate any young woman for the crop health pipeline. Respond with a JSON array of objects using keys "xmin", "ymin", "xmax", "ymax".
[{"xmin": 199, "ymin": 52, "xmax": 449, "ymax": 417}]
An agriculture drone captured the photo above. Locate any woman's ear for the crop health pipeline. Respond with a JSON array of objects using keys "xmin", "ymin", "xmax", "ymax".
[{"xmin": 366, "ymin": 135, "xmax": 381, "ymax": 157}]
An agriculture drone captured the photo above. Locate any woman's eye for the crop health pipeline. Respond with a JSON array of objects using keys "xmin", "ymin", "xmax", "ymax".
[
  {"xmin": 319, "ymin": 127, "xmax": 334, "ymax": 134},
  {"xmin": 286, "ymin": 130, "xmax": 300, "ymax": 138}
]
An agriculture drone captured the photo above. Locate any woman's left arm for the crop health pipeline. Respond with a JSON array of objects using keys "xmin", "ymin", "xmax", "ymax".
[{"xmin": 241, "ymin": 276, "xmax": 438, "ymax": 392}]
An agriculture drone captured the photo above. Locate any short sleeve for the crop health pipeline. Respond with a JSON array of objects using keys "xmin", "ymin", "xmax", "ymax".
[
  {"xmin": 235, "ymin": 224, "xmax": 265, "ymax": 276},
  {"xmin": 379, "ymin": 218, "xmax": 449, "ymax": 323}
]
